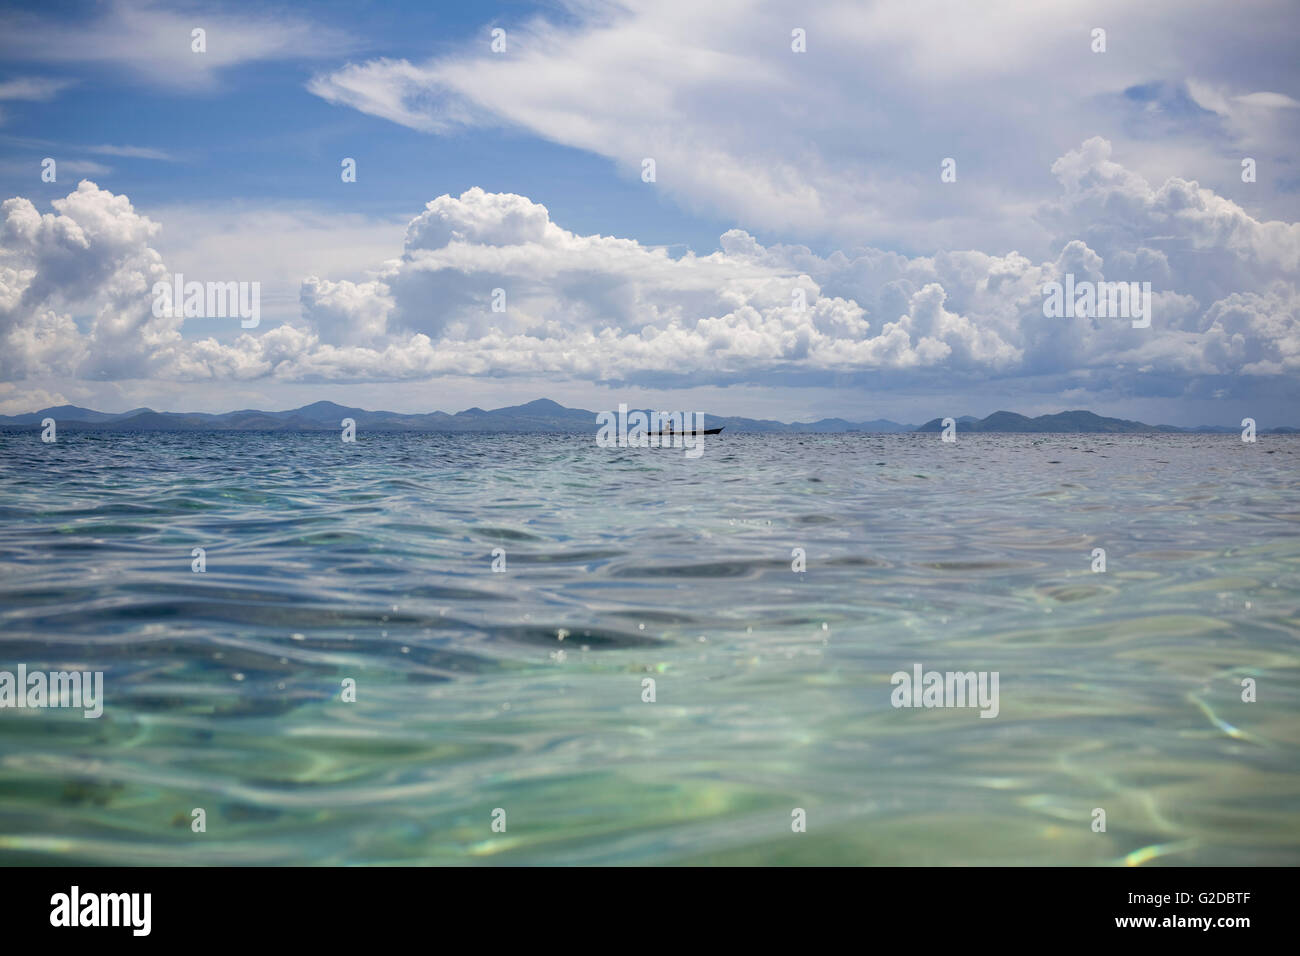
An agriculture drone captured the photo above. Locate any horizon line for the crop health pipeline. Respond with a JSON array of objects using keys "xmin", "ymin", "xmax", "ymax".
[{"xmin": 1, "ymin": 399, "xmax": 1295, "ymax": 433}]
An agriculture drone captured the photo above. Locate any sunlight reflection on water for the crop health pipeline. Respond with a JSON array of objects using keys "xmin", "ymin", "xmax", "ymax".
[{"xmin": 0, "ymin": 431, "xmax": 1297, "ymax": 865}]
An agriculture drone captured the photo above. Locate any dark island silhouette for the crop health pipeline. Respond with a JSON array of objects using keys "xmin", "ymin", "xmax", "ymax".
[{"xmin": 1, "ymin": 399, "xmax": 1293, "ymax": 434}]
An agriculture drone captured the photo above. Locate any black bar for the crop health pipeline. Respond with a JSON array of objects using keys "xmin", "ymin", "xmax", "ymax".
[{"xmin": 1, "ymin": 866, "xmax": 1284, "ymax": 942}]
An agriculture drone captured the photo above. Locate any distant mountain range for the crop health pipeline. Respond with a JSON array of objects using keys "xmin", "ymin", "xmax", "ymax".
[
  {"xmin": 0, "ymin": 399, "xmax": 919, "ymax": 434},
  {"xmin": 0, "ymin": 400, "xmax": 1292, "ymax": 434},
  {"xmin": 917, "ymin": 410, "xmax": 1297, "ymax": 434}
]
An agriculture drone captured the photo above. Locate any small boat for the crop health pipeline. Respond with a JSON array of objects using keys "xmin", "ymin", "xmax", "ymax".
[{"xmin": 657, "ymin": 427, "xmax": 724, "ymax": 437}]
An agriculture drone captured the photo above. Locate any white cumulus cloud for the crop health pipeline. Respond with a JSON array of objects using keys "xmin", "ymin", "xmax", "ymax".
[{"xmin": 1, "ymin": 140, "xmax": 1296, "ymax": 404}]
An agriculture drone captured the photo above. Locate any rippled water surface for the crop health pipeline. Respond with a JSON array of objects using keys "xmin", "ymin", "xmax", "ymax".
[{"xmin": 1, "ymin": 431, "xmax": 1297, "ymax": 865}]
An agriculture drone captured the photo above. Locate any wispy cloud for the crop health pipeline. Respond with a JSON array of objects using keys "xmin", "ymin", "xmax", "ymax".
[
  {"xmin": 0, "ymin": 136, "xmax": 177, "ymax": 161},
  {"xmin": 0, "ymin": 158, "xmax": 111, "ymax": 177},
  {"xmin": 86, "ymin": 144, "xmax": 176, "ymax": 161},
  {"xmin": 0, "ymin": 0, "xmax": 355, "ymax": 91},
  {"xmin": 0, "ymin": 76, "xmax": 73, "ymax": 101},
  {"xmin": 307, "ymin": 0, "xmax": 1300, "ymax": 248}
]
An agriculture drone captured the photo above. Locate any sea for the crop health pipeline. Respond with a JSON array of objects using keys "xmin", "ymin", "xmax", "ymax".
[{"xmin": 0, "ymin": 430, "xmax": 1297, "ymax": 865}]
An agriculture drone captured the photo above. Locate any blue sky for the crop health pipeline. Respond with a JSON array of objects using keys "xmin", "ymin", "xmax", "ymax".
[
  {"xmin": 0, "ymin": 0, "xmax": 1298, "ymax": 426},
  {"xmin": 0, "ymin": 0, "xmax": 737, "ymax": 251}
]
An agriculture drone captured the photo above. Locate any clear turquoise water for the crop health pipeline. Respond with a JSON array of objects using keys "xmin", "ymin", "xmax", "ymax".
[{"xmin": 0, "ymin": 431, "xmax": 1297, "ymax": 865}]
